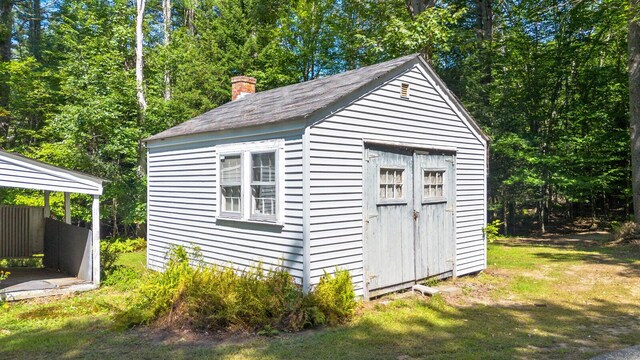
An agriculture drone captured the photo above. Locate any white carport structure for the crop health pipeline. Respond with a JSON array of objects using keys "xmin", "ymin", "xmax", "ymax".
[{"xmin": 0, "ymin": 150, "xmax": 103, "ymax": 300}]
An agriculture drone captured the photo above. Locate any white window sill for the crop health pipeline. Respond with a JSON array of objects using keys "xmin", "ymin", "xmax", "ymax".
[{"xmin": 216, "ymin": 216, "xmax": 283, "ymax": 227}]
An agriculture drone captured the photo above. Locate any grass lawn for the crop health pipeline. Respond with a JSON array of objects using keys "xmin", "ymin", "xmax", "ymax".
[{"xmin": 1, "ymin": 234, "xmax": 640, "ymax": 359}]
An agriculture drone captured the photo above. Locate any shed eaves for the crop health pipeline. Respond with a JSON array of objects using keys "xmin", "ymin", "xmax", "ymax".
[{"xmin": 146, "ymin": 54, "xmax": 420, "ymax": 142}]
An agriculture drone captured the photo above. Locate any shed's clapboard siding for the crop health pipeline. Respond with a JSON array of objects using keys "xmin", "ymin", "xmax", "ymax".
[
  {"xmin": 307, "ymin": 64, "xmax": 487, "ymax": 295},
  {"xmin": 146, "ymin": 137, "xmax": 305, "ymax": 282}
]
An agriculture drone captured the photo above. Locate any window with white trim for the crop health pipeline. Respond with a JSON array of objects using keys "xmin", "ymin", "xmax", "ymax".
[
  {"xmin": 218, "ymin": 140, "xmax": 283, "ymax": 223},
  {"xmin": 251, "ymin": 152, "xmax": 276, "ymax": 217},
  {"xmin": 423, "ymin": 170, "xmax": 445, "ymax": 200},
  {"xmin": 220, "ymin": 154, "xmax": 242, "ymax": 214},
  {"xmin": 379, "ymin": 168, "xmax": 404, "ymax": 201}
]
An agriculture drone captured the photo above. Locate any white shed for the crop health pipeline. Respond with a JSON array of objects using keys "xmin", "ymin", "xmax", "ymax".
[
  {"xmin": 145, "ymin": 54, "xmax": 489, "ymax": 299},
  {"xmin": 0, "ymin": 150, "xmax": 103, "ymax": 300}
]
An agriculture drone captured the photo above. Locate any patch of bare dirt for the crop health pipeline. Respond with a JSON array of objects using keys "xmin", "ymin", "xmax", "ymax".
[{"xmin": 137, "ymin": 325, "xmax": 255, "ymax": 348}]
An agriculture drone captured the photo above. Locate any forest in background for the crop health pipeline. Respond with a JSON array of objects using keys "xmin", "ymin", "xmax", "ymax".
[{"xmin": 0, "ymin": 0, "xmax": 635, "ymax": 236}]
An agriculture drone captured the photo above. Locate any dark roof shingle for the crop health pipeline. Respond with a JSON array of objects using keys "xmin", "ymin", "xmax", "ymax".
[{"xmin": 146, "ymin": 54, "xmax": 420, "ymax": 141}]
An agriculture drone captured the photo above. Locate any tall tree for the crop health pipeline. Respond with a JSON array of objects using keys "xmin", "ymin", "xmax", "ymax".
[
  {"xmin": 0, "ymin": 0, "xmax": 12, "ymax": 141},
  {"xmin": 135, "ymin": 0, "xmax": 147, "ymax": 114},
  {"xmin": 162, "ymin": 0, "xmax": 171, "ymax": 100},
  {"xmin": 631, "ymin": 0, "xmax": 640, "ymax": 222},
  {"xmin": 29, "ymin": 0, "xmax": 41, "ymax": 60}
]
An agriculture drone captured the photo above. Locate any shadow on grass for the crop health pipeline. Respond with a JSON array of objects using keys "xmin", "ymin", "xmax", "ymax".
[
  {"xmin": 496, "ymin": 235, "xmax": 640, "ymax": 277},
  {"xmin": 2, "ymin": 296, "xmax": 639, "ymax": 360}
]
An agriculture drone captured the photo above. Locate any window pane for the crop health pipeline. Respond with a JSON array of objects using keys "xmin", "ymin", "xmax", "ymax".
[
  {"xmin": 424, "ymin": 170, "xmax": 445, "ymax": 199},
  {"xmin": 221, "ymin": 155, "xmax": 241, "ymax": 184},
  {"xmin": 222, "ymin": 185, "xmax": 241, "ymax": 212},
  {"xmin": 251, "ymin": 152, "xmax": 276, "ymax": 217},
  {"xmin": 252, "ymin": 185, "xmax": 276, "ymax": 215},
  {"xmin": 252, "ymin": 153, "xmax": 276, "ymax": 182},
  {"xmin": 380, "ymin": 168, "xmax": 404, "ymax": 200}
]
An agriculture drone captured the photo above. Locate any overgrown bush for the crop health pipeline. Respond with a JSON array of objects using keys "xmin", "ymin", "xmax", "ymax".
[
  {"xmin": 311, "ymin": 269, "xmax": 357, "ymax": 326},
  {"xmin": 117, "ymin": 246, "xmax": 357, "ymax": 333},
  {"xmin": 483, "ymin": 220, "xmax": 504, "ymax": 243}
]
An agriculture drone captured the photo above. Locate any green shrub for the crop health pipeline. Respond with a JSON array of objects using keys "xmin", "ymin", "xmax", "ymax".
[
  {"xmin": 483, "ymin": 219, "xmax": 504, "ymax": 243},
  {"xmin": 0, "ymin": 257, "xmax": 43, "ymax": 268},
  {"xmin": 117, "ymin": 246, "xmax": 358, "ymax": 333},
  {"xmin": 311, "ymin": 269, "xmax": 357, "ymax": 325},
  {"xmin": 100, "ymin": 241, "xmax": 124, "ymax": 279},
  {"xmin": 102, "ymin": 237, "xmax": 147, "ymax": 254},
  {"xmin": 0, "ymin": 270, "xmax": 8, "ymax": 283}
]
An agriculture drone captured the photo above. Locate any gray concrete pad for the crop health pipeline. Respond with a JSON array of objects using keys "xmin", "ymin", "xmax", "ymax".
[{"xmin": 0, "ymin": 268, "xmax": 91, "ymax": 300}]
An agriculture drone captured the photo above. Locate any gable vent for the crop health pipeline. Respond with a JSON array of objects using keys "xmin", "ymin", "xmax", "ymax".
[{"xmin": 401, "ymin": 83, "xmax": 409, "ymax": 98}]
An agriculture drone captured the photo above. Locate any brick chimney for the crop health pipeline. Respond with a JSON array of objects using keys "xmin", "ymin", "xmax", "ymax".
[{"xmin": 231, "ymin": 76, "xmax": 256, "ymax": 101}]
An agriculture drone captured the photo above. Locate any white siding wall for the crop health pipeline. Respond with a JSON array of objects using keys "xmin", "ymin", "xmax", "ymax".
[
  {"xmin": 0, "ymin": 158, "xmax": 101, "ymax": 194},
  {"xmin": 147, "ymin": 136, "xmax": 305, "ymax": 282},
  {"xmin": 307, "ymin": 64, "xmax": 487, "ymax": 295}
]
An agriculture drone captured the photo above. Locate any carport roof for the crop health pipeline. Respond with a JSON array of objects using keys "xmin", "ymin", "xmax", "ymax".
[{"xmin": 0, "ymin": 150, "xmax": 105, "ymax": 195}]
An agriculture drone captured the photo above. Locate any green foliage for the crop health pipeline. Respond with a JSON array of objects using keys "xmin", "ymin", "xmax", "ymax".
[
  {"xmin": 100, "ymin": 241, "xmax": 124, "ymax": 281},
  {"xmin": 118, "ymin": 246, "xmax": 357, "ymax": 333},
  {"xmin": 100, "ymin": 237, "xmax": 146, "ymax": 284},
  {"xmin": 0, "ymin": 257, "xmax": 43, "ymax": 268},
  {"xmin": 0, "ymin": 271, "xmax": 8, "ymax": 283},
  {"xmin": 103, "ymin": 238, "xmax": 147, "ymax": 253},
  {"xmin": 310, "ymin": 269, "xmax": 357, "ymax": 326},
  {"xmin": 0, "ymin": 0, "xmax": 633, "ymax": 236},
  {"xmin": 483, "ymin": 220, "xmax": 504, "ymax": 243}
]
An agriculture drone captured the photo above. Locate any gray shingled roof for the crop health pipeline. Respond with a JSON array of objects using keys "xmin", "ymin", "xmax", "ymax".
[{"xmin": 146, "ymin": 54, "xmax": 420, "ymax": 141}]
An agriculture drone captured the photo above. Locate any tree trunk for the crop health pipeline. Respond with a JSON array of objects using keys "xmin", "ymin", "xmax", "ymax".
[
  {"xmin": 405, "ymin": 0, "xmax": 435, "ymax": 18},
  {"xmin": 477, "ymin": 0, "xmax": 493, "ymax": 87},
  {"xmin": 631, "ymin": 0, "xmax": 640, "ymax": 223},
  {"xmin": 135, "ymin": 0, "xmax": 147, "ymax": 114},
  {"xmin": 0, "ymin": 0, "xmax": 12, "ymax": 141},
  {"xmin": 185, "ymin": 7, "xmax": 195, "ymax": 35},
  {"xmin": 29, "ymin": 0, "xmax": 40, "ymax": 60},
  {"xmin": 163, "ymin": 0, "xmax": 171, "ymax": 101},
  {"xmin": 502, "ymin": 188, "xmax": 508, "ymax": 236}
]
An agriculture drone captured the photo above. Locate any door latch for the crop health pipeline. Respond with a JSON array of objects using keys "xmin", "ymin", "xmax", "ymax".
[{"xmin": 413, "ymin": 210, "xmax": 419, "ymax": 220}]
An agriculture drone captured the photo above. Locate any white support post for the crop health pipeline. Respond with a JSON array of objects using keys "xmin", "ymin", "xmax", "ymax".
[
  {"xmin": 43, "ymin": 190, "xmax": 50, "ymax": 218},
  {"xmin": 92, "ymin": 194, "xmax": 101, "ymax": 285},
  {"xmin": 64, "ymin": 192, "xmax": 71, "ymax": 224}
]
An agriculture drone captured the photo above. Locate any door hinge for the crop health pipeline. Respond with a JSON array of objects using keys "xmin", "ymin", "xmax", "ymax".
[{"xmin": 446, "ymin": 207, "xmax": 455, "ymax": 213}]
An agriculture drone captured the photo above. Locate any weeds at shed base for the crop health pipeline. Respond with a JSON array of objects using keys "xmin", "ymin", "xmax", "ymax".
[{"xmin": 117, "ymin": 246, "xmax": 357, "ymax": 335}]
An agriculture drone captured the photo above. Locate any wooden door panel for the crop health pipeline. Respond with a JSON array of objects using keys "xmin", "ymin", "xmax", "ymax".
[
  {"xmin": 364, "ymin": 146, "xmax": 415, "ymax": 291},
  {"xmin": 414, "ymin": 152, "xmax": 456, "ymax": 279}
]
